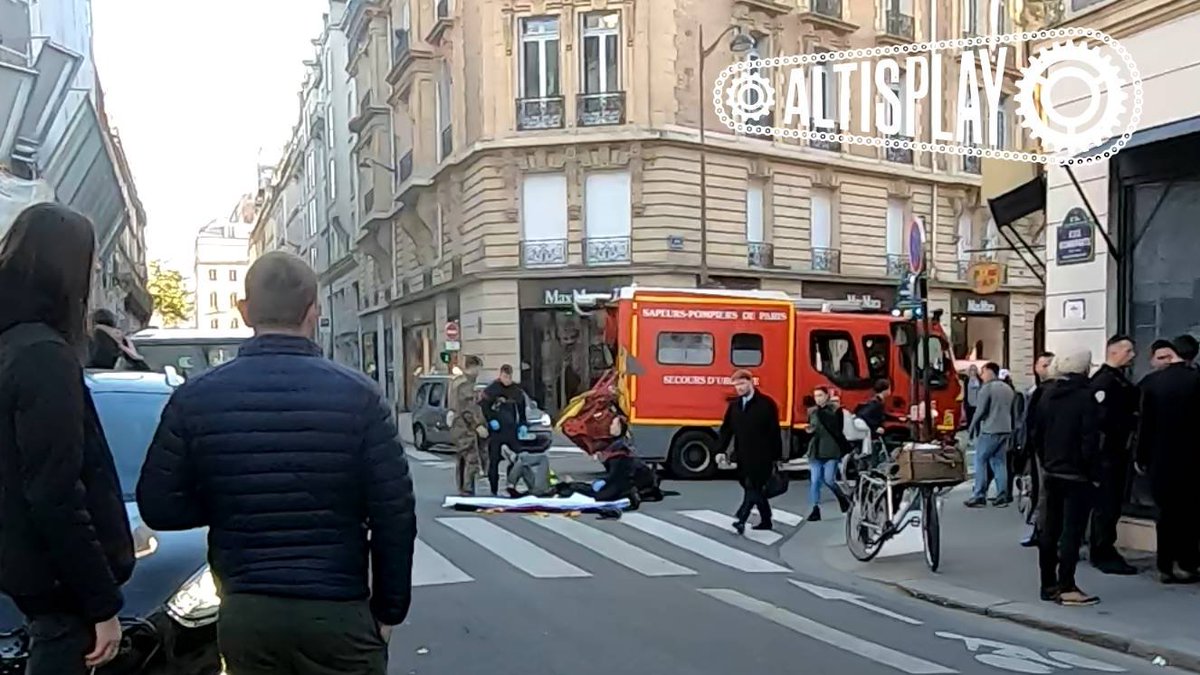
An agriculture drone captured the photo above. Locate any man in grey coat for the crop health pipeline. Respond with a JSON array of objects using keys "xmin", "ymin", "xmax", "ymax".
[{"xmin": 966, "ymin": 362, "xmax": 1016, "ymax": 508}]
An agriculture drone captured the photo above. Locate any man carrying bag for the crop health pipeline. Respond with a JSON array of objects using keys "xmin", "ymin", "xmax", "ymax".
[{"xmin": 716, "ymin": 370, "xmax": 784, "ymax": 534}]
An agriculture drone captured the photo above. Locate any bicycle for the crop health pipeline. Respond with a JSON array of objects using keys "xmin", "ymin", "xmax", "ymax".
[{"xmin": 843, "ymin": 441, "xmax": 963, "ymax": 572}]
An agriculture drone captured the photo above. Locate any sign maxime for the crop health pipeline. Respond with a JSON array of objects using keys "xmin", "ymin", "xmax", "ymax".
[
  {"xmin": 1056, "ymin": 207, "xmax": 1096, "ymax": 265},
  {"xmin": 715, "ymin": 29, "xmax": 1144, "ymax": 165}
]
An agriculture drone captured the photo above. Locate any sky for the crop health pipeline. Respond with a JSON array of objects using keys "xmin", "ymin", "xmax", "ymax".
[{"xmin": 91, "ymin": 0, "xmax": 328, "ymax": 276}]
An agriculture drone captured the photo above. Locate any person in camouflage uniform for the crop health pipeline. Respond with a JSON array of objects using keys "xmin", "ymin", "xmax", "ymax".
[{"xmin": 449, "ymin": 355, "xmax": 488, "ymax": 496}]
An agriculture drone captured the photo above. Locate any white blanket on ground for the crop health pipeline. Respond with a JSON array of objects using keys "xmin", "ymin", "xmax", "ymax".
[{"xmin": 442, "ymin": 494, "xmax": 630, "ymax": 512}]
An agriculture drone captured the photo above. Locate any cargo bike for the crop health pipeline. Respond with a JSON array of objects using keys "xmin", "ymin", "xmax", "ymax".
[{"xmin": 843, "ymin": 440, "xmax": 967, "ymax": 572}]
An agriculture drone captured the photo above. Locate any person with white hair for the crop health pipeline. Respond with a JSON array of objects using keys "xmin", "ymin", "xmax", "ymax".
[{"xmin": 1028, "ymin": 347, "xmax": 1103, "ymax": 606}]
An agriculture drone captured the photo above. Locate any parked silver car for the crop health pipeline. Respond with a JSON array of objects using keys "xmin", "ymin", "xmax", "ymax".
[{"xmin": 409, "ymin": 373, "xmax": 553, "ymax": 452}]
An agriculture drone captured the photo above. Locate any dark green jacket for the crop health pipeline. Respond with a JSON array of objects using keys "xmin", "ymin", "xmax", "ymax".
[{"xmin": 807, "ymin": 404, "xmax": 849, "ymax": 461}]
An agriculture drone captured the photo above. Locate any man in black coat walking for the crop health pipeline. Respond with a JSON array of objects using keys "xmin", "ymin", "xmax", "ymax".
[
  {"xmin": 1136, "ymin": 337, "xmax": 1200, "ymax": 584},
  {"xmin": 715, "ymin": 369, "xmax": 782, "ymax": 534},
  {"xmin": 137, "ymin": 252, "xmax": 416, "ymax": 675},
  {"xmin": 1088, "ymin": 335, "xmax": 1138, "ymax": 575},
  {"xmin": 1030, "ymin": 349, "xmax": 1102, "ymax": 606}
]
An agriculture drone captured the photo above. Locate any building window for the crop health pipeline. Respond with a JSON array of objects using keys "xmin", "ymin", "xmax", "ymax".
[
  {"xmin": 522, "ymin": 173, "xmax": 568, "ymax": 242},
  {"xmin": 580, "ymin": 12, "xmax": 619, "ymax": 94},
  {"xmin": 229, "ymin": 292, "xmax": 238, "ymax": 307},
  {"xmin": 434, "ymin": 203, "xmax": 445, "ymax": 260},
  {"xmin": 229, "ymin": 269, "xmax": 238, "ymax": 282},
  {"xmin": 994, "ymin": 0, "xmax": 1010, "ymax": 34},
  {"xmin": 208, "ymin": 269, "xmax": 217, "ymax": 281},
  {"xmin": 231, "ymin": 318, "xmax": 240, "ymax": 329},
  {"xmin": 210, "ymin": 319, "xmax": 220, "ymax": 329},
  {"xmin": 519, "ymin": 17, "xmax": 560, "ymax": 100},
  {"xmin": 995, "ymin": 95, "xmax": 1010, "ymax": 151},
  {"xmin": 308, "ymin": 199, "xmax": 319, "ymax": 237},
  {"xmin": 328, "ymin": 156, "xmax": 337, "ymax": 200},
  {"xmin": 584, "ymin": 170, "xmax": 632, "ymax": 264},
  {"xmin": 656, "ymin": 332, "xmax": 714, "ymax": 366},
  {"xmin": 961, "ymin": 0, "xmax": 979, "ymax": 36},
  {"xmin": 813, "ymin": 61, "xmax": 837, "ymax": 128},
  {"xmin": 886, "ymin": 197, "xmax": 905, "ymax": 256},
  {"xmin": 746, "ymin": 181, "xmax": 765, "ymax": 244},
  {"xmin": 731, "ymin": 333, "xmax": 763, "ymax": 367},
  {"xmin": 437, "ymin": 61, "xmax": 453, "ymax": 161},
  {"xmin": 811, "ymin": 330, "xmax": 863, "ymax": 388},
  {"xmin": 956, "ymin": 210, "xmax": 974, "ymax": 263},
  {"xmin": 811, "ymin": 187, "xmax": 833, "ymax": 250},
  {"xmin": 883, "ymin": 80, "xmax": 906, "ymax": 136},
  {"xmin": 209, "ymin": 292, "xmax": 219, "ymax": 310},
  {"xmin": 309, "ymin": 247, "xmax": 319, "ymax": 269},
  {"xmin": 305, "ymin": 150, "xmax": 316, "ymax": 192}
]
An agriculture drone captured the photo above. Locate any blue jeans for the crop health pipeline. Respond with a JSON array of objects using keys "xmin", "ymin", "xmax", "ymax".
[
  {"xmin": 972, "ymin": 432, "xmax": 1011, "ymax": 500},
  {"xmin": 809, "ymin": 458, "xmax": 840, "ymax": 507}
]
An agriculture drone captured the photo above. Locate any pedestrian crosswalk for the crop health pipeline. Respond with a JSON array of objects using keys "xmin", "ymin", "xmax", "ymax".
[{"xmin": 413, "ymin": 507, "xmax": 805, "ymax": 588}]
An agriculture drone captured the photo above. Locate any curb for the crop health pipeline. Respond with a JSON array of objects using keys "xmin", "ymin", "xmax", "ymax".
[{"xmin": 887, "ymin": 578, "xmax": 1200, "ymax": 673}]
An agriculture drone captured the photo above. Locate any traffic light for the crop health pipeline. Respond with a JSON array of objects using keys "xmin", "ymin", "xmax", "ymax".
[{"xmin": 439, "ymin": 351, "xmax": 451, "ymax": 364}]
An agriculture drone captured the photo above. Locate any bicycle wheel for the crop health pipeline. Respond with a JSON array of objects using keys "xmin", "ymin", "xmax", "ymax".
[
  {"xmin": 845, "ymin": 485, "xmax": 886, "ymax": 562},
  {"xmin": 921, "ymin": 488, "xmax": 941, "ymax": 572}
]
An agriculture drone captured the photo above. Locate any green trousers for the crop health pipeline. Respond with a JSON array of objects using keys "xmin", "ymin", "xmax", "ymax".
[{"xmin": 218, "ymin": 593, "xmax": 388, "ymax": 675}]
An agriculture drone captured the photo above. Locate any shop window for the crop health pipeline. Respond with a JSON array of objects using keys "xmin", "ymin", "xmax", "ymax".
[
  {"xmin": 656, "ymin": 332, "xmax": 714, "ymax": 366},
  {"xmin": 428, "ymin": 382, "xmax": 445, "ymax": 408},
  {"xmin": 730, "ymin": 333, "xmax": 763, "ymax": 367},
  {"xmin": 810, "ymin": 330, "xmax": 865, "ymax": 389},
  {"xmin": 863, "ymin": 334, "xmax": 890, "ymax": 383}
]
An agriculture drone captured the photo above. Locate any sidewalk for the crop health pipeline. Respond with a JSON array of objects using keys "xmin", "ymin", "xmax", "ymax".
[{"xmin": 799, "ymin": 490, "xmax": 1200, "ymax": 671}]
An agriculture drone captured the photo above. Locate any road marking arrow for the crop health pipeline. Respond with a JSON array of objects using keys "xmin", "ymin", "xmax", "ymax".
[{"xmin": 788, "ymin": 579, "xmax": 924, "ymax": 626}]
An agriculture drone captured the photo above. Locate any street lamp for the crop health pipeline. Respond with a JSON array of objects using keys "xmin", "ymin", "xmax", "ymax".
[
  {"xmin": 698, "ymin": 25, "xmax": 756, "ymax": 287},
  {"xmin": 358, "ymin": 157, "xmax": 396, "ymax": 173}
]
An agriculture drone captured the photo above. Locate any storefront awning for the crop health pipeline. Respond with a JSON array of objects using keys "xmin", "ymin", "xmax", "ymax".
[{"xmin": 986, "ymin": 174, "xmax": 1048, "ymax": 283}]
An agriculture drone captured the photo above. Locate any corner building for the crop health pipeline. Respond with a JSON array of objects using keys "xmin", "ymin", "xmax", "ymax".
[{"xmin": 346, "ymin": 0, "xmax": 1046, "ymax": 415}]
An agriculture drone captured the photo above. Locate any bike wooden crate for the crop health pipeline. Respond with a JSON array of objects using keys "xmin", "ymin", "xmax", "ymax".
[{"xmin": 892, "ymin": 442, "xmax": 966, "ymax": 486}]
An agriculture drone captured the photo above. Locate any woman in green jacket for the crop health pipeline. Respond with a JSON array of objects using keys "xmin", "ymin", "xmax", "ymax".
[{"xmin": 807, "ymin": 386, "xmax": 852, "ymax": 521}]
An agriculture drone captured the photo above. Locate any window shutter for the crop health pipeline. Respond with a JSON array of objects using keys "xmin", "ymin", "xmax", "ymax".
[
  {"xmin": 811, "ymin": 188, "xmax": 832, "ymax": 249},
  {"xmin": 584, "ymin": 171, "xmax": 631, "ymax": 238},
  {"xmin": 521, "ymin": 173, "xmax": 568, "ymax": 241}
]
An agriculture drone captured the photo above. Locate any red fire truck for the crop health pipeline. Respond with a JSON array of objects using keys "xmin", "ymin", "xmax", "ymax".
[{"xmin": 574, "ymin": 286, "xmax": 961, "ymax": 479}]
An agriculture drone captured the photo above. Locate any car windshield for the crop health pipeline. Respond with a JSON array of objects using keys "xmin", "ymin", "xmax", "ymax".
[
  {"xmin": 90, "ymin": 390, "xmax": 170, "ymax": 500},
  {"xmin": 134, "ymin": 342, "xmax": 243, "ymax": 378}
]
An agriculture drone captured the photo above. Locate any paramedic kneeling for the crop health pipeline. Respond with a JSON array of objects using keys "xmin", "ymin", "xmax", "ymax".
[{"xmin": 716, "ymin": 370, "xmax": 783, "ymax": 534}]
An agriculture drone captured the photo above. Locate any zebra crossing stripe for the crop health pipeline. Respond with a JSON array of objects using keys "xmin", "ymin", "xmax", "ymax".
[
  {"xmin": 524, "ymin": 515, "xmax": 697, "ymax": 577},
  {"xmin": 438, "ymin": 517, "xmax": 591, "ymax": 579},
  {"xmin": 621, "ymin": 514, "xmax": 788, "ymax": 573},
  {"xmin": 406, "ymin": 449, "xmax": 442, "ymax": 462},
  {"xmin": 679, "ymin": 510, "xmax": 783, "ymax": 546},
  {"xmin": 771, "ymin": 509, "xmax": 805, "ymax": 527},
  {"xmin": 699, "ymin": 589, "xmax": 957, "ymax": 674},
  {"xmin": 413, "ymin": 539, "xmax": 473, "ymax": 587}
]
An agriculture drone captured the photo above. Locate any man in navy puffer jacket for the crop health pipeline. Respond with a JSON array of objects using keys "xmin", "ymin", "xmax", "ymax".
[{"xmin": 137, "ymin": 252, "xmax": 414, "ymax": 675}]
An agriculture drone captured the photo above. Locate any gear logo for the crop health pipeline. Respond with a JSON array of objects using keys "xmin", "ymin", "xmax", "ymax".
[
  {"xmin": 1015, "ymin": 40, "xmax": 1127, "ymax": 155},
  {"xmin": 725, "ymin": 71, "xmax": 776, "ymax": 123}
]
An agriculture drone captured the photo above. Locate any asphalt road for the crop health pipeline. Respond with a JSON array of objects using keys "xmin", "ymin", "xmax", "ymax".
[{"xmin": 388, "ymin": 447, "xmax": 1180, "ymax": 675}]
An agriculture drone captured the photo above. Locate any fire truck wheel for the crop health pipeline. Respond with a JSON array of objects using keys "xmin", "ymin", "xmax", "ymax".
[{"xmin": 668, "ymin": 430, "xmax": 719, "ymax": 480}]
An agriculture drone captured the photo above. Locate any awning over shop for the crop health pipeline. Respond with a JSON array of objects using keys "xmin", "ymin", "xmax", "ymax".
[
  {"xmin": 1084, "ymin": 113, "xmax": 1200, "ymax": 158},
  {"xmin": 986, "ymin": 174, "xmax": 1048, "ymax": 284}
]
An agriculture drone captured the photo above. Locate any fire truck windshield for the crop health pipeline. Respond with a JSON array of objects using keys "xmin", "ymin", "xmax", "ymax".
[{"xmin": 901, "ymin": 335, "xmax": 952, "ymax": 389}]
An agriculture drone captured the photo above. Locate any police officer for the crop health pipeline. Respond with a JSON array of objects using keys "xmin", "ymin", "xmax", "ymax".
[
  {"xmin": 1088, "ymin": 335, "xmax": 1138, "ymax": 575},
  {"xmin": 449, "ymin": 355, "xmax": 488, "ymax": 496}
]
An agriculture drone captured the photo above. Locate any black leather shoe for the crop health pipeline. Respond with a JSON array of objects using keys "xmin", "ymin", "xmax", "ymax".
[{"xmin": 732, "ymin": 521, "xmax": 746, "ymax": 535}]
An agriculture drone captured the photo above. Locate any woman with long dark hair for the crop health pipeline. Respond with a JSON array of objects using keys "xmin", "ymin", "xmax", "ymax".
[{"xmin": 0, "ymin": 203, "xmax": 134, "ymax": 674}]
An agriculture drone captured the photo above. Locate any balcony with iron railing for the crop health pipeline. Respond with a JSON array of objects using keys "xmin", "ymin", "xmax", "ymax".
[
  {"xmin": 885, "ymin": 135, "xmax": 914, "ymax": 163},
  {"xmin": 879, "ymin": 11, "xmax": 915, "ymax": 44},
  {"xmin": 584, "ymin": 237, "xmax": 632, "ymax": 266},
  {"xmin": 748, "ymin": 242, "xmax": 774, "ymax": 268},
  {"xmin": 577, "ymin": 92, "xmax": 626, "ymax": 126},
  {"xmin": 809, "ymin": 136, "xmax": 843, "ymax": 153},
  {"xmin": 516, "ymin": 97, "xmax": 565, "ymax": 130},
  {"xmin": 886, "ymin": 253, "xmax": 908, "ymax": 278},
  {"xmin": 808, "ymin": 247, "xmax": 842, "ymax": 273},
  {"xmin": 521, "ymin": 239, "xmax": 568, "ymax": 268}
]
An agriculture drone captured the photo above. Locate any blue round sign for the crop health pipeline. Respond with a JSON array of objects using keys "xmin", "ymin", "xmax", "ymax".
[{"xmin": 907, "ymin": 217, "xmax": 925, "ymax": 274}]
